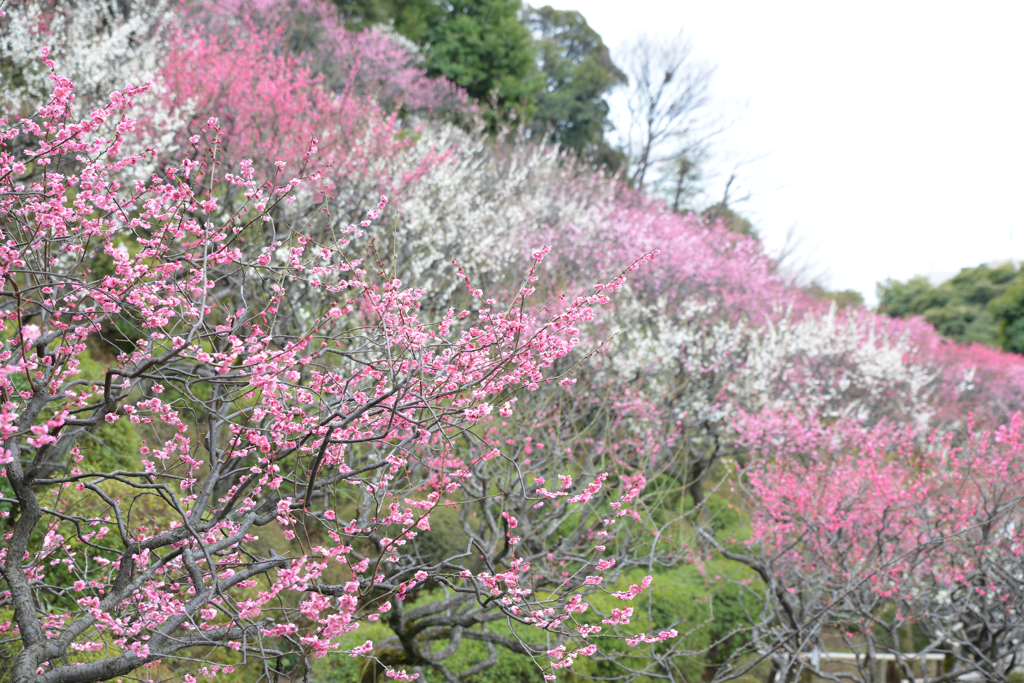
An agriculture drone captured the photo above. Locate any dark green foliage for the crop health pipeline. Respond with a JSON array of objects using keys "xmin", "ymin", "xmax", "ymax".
[
  {"xmin": 78, "ymin": 417, "xmax": 143, "ymax": 473},
  {"xmin": 332, "ymin": 0, "xmax": 629, "ymax": 149},
  {"xmin": 806, "ymin": 283, "xmax": 865, "ymax": 309},
  {"xmin": 381, "ymin": 0, "xmax": 445, "ymax": 44},
  {"xmin": 346, "ymin": 0, "xmax": 543, "ymax": 125},
  {"xmin": 313, "ymin": 562, "xmax": 758, "ymax": 683},
  {"xmin": 331, "ymin": 0, "xmax": 395, "ymax": 29},
  {"xmin": 877, "ymin": 263, "xmax": 1020, "ymax": 346},
  {"xmin": 693, "ymin": 491, "xmax": 745, "ymax": 535},
  {"xmin": 315, "ymin": 615, "xmax": 546, "ymax": 682},
  {"xmin": 418, "ymin": 0, "xmax": 543, "ymax": 124},
  {"xmin": 583, "ymin": 563, "xmax": 758, "ymax": 682},
  {"xmin": 522, "ymin": 6, "xmax": 626, "ymax": 161},
  {"xmin": 667, "ymin": 153, "xmax": 702, "ymax": 212},
  {"xmin": 703, "ymin": 202, "xmax": 756, "ymax": 238},
  {"xmin": 81, "ymin": 241, "xmax": 146, "ymax": 351},
  {"xmin": 74, "ymin": 349, "xmax": 143, "ymax": 472},
  {"xmin": 990, "ymin": 278, "xmax": 1024, "ymax": 354},
  {"xmin": 441, "ymin": 644, "xmax": 546, "ymax": 683},
  {"xmin": 410, "ymin": 503, "xmax": 469, "ymax": 566}
]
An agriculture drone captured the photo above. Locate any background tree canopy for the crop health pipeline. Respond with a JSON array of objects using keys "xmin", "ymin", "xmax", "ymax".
[
  {"xmin": 988, "ymin": 277, "xmax": 1024, "ymax": 354},
  {"xmin": 9, "ymin": 2, "xmax": 1024, "ymax": 682},
  {"xmin": 333, "ymin": 0, "xmax": 759, "ymax": 217},
  {"xmin": 329, "ymin": 2, "xmax": 627, "ymax": 161},
  {"xmin": 420, "ymin": 0, "xmax": 543, "ymax": 120},
  {"xmin": 335, "ymin": 0, "xmax": 542, "ymax": 121},
  {"xmin": 877, "ymin": 262, "xmax": 1023, "ymax": 350},
  {"xmin": 522, "ymin": 6, "xmax": 626, "ymax": 163}
]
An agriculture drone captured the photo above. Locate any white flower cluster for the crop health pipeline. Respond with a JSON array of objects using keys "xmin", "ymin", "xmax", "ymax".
[
  {"xmin": 1, "ymin": 0, "xmax": 168, "ymax": 113},
  {"xmin": 1, "ymin": 0, "xmax": 187, "ymax": 177},
  {"xmin": 366, "ymin": 120, "xmax": 947, "ymax": 459},
  {"xmin": 736, "ymin": 304, "xmax": 937, "ymax": 427},
  {"xmin": 0, "ymin": 2, "xmax": 965, "ymax": 462}
]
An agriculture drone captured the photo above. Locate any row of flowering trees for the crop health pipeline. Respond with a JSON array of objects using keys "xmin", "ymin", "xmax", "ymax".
[
  {"xmin": 0, "ymin": 41, "xmax": 675, "ymax": 683},
  {"xmin": 700, "ymin": 413, "xmax": 1024, "ymax": 683},
  {"xmin": 5, "ymin": 1, "xmax": 1024, "ymax": 682}
]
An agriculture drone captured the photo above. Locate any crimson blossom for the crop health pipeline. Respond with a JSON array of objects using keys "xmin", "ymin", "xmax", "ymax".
[{"xmin": 0, "ymin": 64, "xmax": 671, "ymax": 683}]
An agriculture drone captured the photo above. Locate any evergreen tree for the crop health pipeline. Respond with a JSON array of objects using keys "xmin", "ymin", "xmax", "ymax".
[
  {"xmin": 523, "ymin": 6, "xmax": 626, "ymax": 163},
  {"xmin": 877, "ymin": 263, "xmax": 1020, "ymax": 347},
  {"xmin": 416, "ymin": 0, "xmax": 543, "ymax": 124},
  {"xmin": 989, "ymin": 277, "xmax": 1024, "ymax": 353}
]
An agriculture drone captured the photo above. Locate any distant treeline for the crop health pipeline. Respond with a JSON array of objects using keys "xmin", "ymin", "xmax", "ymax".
[{"xmin": 878, "ymin": 262, "xmax": 1024, "ymax": 353}]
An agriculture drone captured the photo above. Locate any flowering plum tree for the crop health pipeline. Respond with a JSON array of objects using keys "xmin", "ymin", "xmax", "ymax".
[
  {"xmin": 338, "ymin": 77, "xmax": 1024, "ymax": 681},
  {"xmin": 707, "ymin": 414, "xmax": 1024, "ymax": 683},
  {"xmin": 1, "ymin": 0, "xmax": 469, "ymax": 193},
  {"xmin": 0, "ymin": 64, "xmax": 675, "ymax": 683},
  {"xmin": 902, "ymin": 416, "xmax": 1024, "ymax": 682},
  {"xmin": 0, "ymin": 0, "xmax": 168, "ymax": 116},
  {"xmin": 11, "ymin": 1, "xmax": 1024, "ymax": 681},
  {"xmin": 183, "ymin": 0, "xmax": 470, "ymax": 116},
  {"xmin": 706, "ymin": 420, "xmax": 928, "ymax": 682}
]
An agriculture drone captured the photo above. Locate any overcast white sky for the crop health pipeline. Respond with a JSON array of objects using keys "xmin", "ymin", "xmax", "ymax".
[{"xmin": 545, "ymin": 0, "xmax": 1024, "ymax": 304}]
